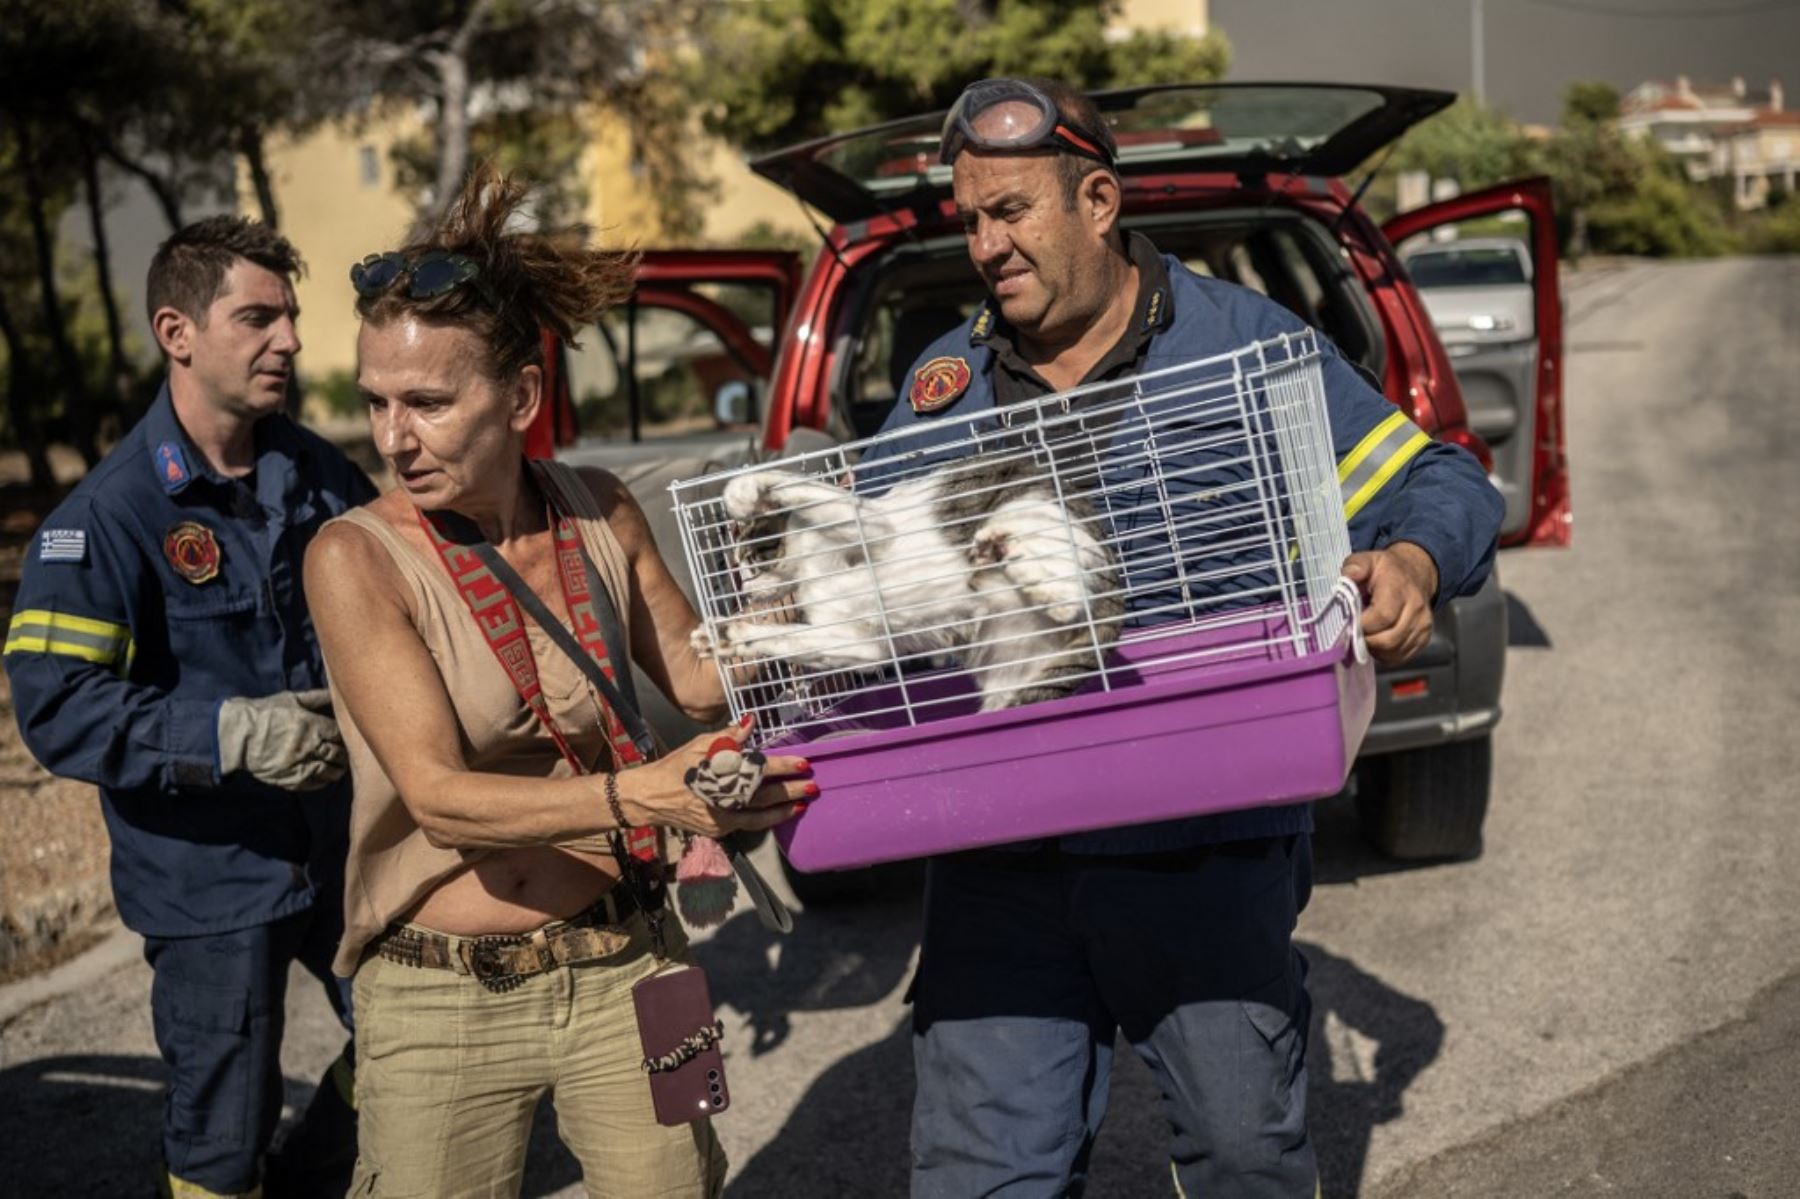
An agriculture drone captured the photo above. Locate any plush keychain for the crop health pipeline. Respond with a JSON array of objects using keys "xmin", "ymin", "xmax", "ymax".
[{"xmin": 675, "ymin": 736, "xmax": 769, "ymax": 926}]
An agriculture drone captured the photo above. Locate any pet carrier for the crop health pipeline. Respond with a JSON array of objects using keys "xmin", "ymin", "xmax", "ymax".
[{"xmin": 670, "ymin": 329, "xmax": 1375, "ymax": 871}]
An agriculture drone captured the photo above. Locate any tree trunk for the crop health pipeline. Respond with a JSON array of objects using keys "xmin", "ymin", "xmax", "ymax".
[
  {"xmin": 97, "ymin": 138, "xmax": 185, "ymax": 231},
  {"xmin": 422, "ymin": 0, "xmax": 494, "ymax": 230},
  {"xmin": 429, "ymin": 49, "xmax": 473, "ymax": 227},
  {"xmin": 81, "ymin": 138, "xmax": 136, "ymax": 428},
  {"xmin": 17, "ymin": 116, "xmax": 100, "ymax": 466},
  {"xmin": 0, "ymin": 287, "xmax": 54, "ymax": 490},
  {"xmin": 240, "ymin": 125, "xmax": 281, "ymax": 229}
]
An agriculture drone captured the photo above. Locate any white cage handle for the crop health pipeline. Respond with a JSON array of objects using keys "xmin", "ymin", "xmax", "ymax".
[{"xmin": 1333, "ymin": 575, "xmax": 1370, "ymax": 666}]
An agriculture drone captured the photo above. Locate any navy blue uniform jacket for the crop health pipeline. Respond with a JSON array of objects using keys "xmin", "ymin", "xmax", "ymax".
[
  {"xmin": 860, "ymin": 249, "xmax": 1504, "ymax": 851},
  {"xmin": 4, "ymin": 386, "xmax": 376, "ymax": 935}
]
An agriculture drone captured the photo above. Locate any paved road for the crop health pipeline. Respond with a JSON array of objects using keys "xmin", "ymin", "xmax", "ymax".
[{"xmin": 3, "ymin": 256, "xmax": 1797, "ymax": 1197}]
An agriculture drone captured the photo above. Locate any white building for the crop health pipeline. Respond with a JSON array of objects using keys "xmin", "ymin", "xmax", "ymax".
[{"xmin": 1618, "ymin": 75, "xmax": 1795, "ymax": 209}]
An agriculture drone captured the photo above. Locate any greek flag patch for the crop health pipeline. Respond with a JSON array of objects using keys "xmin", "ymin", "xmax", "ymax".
[{"xmin": 39, "ymin": 529, "xmax": 87, "ymax": 564}]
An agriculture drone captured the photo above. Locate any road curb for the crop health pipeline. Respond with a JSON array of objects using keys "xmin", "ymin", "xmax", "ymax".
[{"xmin": 0, "ymin": 921, "xmax": 140, "ymax": 1026}]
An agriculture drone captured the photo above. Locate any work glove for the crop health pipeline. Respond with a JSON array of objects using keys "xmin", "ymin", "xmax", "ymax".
[{"xmin": 217, "ymin": 689, "xmax": 348, "ymax": 791}]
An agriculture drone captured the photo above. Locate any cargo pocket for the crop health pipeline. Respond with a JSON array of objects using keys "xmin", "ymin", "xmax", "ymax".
[
  {"xmin": 151, "ymin": 972, "xmax": 253, "ymax": 1148},
  {"xmin": 1239, "ymin": 963, "xmax": 1310, "ymax": 1111}
]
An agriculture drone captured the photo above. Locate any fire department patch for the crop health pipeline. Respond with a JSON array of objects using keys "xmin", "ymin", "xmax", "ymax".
[
  {"xmin": 163, "ymin": 522, "xmax": 221, "ymax": 584},
  {"xmin": 910, "ymin": 356, "xmax": 971, "ymax": 414}
]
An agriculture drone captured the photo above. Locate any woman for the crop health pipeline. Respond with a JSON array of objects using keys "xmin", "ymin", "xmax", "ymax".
[{"xmin": 304, "ymin": 166, "xmax": 809, "ymax": 1197}]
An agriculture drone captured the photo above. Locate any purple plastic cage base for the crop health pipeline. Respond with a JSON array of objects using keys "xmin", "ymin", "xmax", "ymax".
[{"xmin": 769, "ymin": 605, "xmax": 1376, "ymax": 873}]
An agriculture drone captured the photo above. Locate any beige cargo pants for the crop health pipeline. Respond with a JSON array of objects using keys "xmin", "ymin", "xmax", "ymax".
[{"xmin": 348, "ymin": 915, "xmax": 726, "ymax": 1198}]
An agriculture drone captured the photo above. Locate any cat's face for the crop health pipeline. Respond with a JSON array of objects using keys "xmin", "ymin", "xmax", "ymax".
[{"xmin": 731, "ymin": 512, "xmax": 794, "ymax": 597}]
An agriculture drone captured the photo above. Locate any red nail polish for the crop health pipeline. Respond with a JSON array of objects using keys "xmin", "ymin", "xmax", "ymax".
[
  {"xmin": 796, "ymin": 759, "xmax": 811, "ymax": 772},
  {"xmin": 803, "ymin": 782, "xmax": 820, "ymax": 799},
  {"xmin": 793, "ymin": 802, "xmax": 810, "ymax": 815}
]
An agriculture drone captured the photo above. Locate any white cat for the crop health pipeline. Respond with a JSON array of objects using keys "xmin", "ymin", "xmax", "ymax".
[{"xmin": 692, "ymin": 457, "xmax": 1122, "ymax": 712}]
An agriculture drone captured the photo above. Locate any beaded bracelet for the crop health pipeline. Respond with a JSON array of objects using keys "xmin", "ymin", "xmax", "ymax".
[{"xmin": 604, "ymin": 772, "xmax": 630, "ymax": 831}]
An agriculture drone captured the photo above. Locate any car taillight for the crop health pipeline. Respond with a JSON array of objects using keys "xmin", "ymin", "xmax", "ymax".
[{"xmin": 1439, "ymin": 425, "xmax": 1494, "ymax": 474}]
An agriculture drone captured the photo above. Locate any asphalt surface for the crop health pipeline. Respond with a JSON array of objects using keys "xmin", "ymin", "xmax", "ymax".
[{"xmin": 2, "ymin": 256, "xmax": 1797, "ymax": 1197}]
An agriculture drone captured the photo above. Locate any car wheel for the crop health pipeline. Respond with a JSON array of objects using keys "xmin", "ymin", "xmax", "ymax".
[{"xmin": 1356, "ymin": 735, "xmax": 1493, "ymax": 860}]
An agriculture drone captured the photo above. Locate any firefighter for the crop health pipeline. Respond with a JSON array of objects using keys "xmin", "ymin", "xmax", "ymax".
[
  {"xmin": 862, "ymin": 78, "xmax": 1504, "ymax": 1197},
  {"xmin": 3, "ymin": 217, "xmax": 376, "ymax": 1198}
]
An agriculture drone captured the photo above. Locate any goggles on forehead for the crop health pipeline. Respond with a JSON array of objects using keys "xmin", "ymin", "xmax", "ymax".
[
  {"xmin": 350, "ymin": 250, "xmax": 500, "ymax": 308},
  {"xmin": 938, "ymin": 78, "xmax": 1114, "ymax": 168}
]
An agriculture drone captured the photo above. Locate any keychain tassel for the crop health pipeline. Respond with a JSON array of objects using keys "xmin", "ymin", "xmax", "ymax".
[{"xmin": 675, "ymin": 834, "xmax": 738, "ymax": 927}]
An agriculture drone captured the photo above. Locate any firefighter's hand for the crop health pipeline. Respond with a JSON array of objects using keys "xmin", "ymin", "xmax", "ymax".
[
  {"xmin": 218, "ymin": 689, "xmax": 348, "ymax": 791},
  {"xmin": 1342, "ymin": 543, "xmax": 1438, "ymax": 665}
]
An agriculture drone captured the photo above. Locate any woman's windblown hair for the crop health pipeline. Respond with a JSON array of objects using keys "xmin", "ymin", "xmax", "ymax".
[{"xmin": 354, "ymin": 163, "xmax": 638, "ymax": 378}]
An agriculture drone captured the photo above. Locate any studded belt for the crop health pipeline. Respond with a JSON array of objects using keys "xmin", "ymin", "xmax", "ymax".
[{"xmin": 372, "ymin": 886, "xmax": 645, "ymax": 993}]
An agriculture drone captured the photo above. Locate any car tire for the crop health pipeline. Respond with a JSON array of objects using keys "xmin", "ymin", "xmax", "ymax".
[{"xmin": 1356, "ymin": 735, "xmax": 1493, "ymax": 860}]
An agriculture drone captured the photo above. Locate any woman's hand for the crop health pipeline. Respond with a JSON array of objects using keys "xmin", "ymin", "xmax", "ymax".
[{"xmin": 617, "ymin": 716, "xmax": 813, "ymax": 838}]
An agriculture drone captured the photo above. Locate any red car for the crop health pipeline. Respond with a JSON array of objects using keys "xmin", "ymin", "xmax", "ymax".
[{"xmin": 542, "ymin": 82, "xmax": 1569, "ymax": 864}]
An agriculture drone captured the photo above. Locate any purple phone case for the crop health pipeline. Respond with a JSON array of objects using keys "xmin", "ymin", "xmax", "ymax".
[{"xmin": 633, "ymin": 965, "xmax": 729, "ymax": 1125}]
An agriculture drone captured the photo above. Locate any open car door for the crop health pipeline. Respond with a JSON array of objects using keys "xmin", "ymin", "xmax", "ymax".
[
  {"xmin": 1383, "ymin": 178, "xmax": 1569, "ymax": 548},
  {"xmin": 527, "ymin": 249, "xmax": 801, "ymax": 460}
]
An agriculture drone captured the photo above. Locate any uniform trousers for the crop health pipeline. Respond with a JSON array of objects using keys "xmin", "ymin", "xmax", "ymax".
[
  {"xmin": 911, "ymin": 834, "xmax": 1316, "ymax": 1198},
  {"xmin": 144, "ymin": 899, "xmax": 354, "ymax": 1195}
]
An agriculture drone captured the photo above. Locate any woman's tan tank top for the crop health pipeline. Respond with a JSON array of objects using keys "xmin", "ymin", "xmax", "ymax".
[{"xmin": 327, "ymin": 464, "xmax": 635, "ymax": 976}]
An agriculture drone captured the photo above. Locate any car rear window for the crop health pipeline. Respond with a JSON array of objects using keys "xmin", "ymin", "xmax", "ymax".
[{"xmin": 1405, "ymin": 247, "xmax": 1529, "ymax": 289}]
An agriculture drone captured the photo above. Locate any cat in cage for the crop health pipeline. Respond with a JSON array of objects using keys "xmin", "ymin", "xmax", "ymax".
[{"xmin": 690, "ymin": 455, "xmax": 1123, "ymax": 712}]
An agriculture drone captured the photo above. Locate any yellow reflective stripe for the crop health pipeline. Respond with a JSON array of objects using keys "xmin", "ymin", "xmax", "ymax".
[
  {"xmin": 1337, "ymin": 410, "xmax": 1412, "ymax": 485},
  {"xmin": 11, "ymin": 609, "xmax": 129, "ymax": 640},
  {"xmin": 5, "ymin": 609, "xmax": 135, "ymax": 672},
  {"xmin": 1343, "ymin": 429, "xmax": 1431, "ymax": 522},
  {"xmin": 1, "ymin": 633, "xmax": 120, "ymax": 666}
]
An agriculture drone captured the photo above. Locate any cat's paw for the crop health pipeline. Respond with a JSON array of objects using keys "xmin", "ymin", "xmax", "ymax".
[
  {"xmin": 723, "ymin": 472, "xmax": 787, "ymax": 520},
  {"xmin": 710, "ymin": 619, "xmax": 764, "ymax": 661},
  {"xmin": 690, "ymin": 624, "xmax": 719, "ymax": 661},
  {"xmin": 1038, "ymin": 595, "xmax": 1087, "ymax": 626},
  {"xmin": 968, "ymin": 525, "xmax": 1012, "ymax": 568}
]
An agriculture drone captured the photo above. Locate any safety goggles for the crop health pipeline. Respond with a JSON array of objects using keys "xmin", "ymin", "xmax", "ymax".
[
  {"xmin": 350, "ymin": 250, "xmax": 499, "ymax": 307},
  {"xmin": 938, "ymin": 78, "xmax": 1114, "ymax": 167}
]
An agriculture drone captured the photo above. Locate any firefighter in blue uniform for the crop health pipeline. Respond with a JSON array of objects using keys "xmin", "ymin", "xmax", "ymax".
[
  {"xmin": 3, "ymin": 217, "xmax": 376, "ymax": 1198},
  {"xmin": 863, "ymin": 80, "xmax": 1505, "ymax": 1197}
]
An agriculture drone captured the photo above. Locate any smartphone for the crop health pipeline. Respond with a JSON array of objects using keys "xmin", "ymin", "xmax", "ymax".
[{"xmin": 633, "ymin": 963, "xmax": 729, "ymax": 1125}]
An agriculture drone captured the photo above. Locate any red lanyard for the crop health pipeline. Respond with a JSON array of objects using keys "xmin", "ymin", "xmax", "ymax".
[{"xmin": 417, "ymin": 492, "xmax": 659, "ymax": 862}]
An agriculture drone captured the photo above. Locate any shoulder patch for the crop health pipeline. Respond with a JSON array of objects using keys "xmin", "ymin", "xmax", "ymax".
[
  {"xmin": 38, "ymin": 528, "xmax": 87, "ymax": 564},
  {"xmin": 910, "ymin": 356, "xmax": 972, "ymax": 414},
  {"xmin": 154, "ymin": 441, "xmax": 191, "ymax": 492}
]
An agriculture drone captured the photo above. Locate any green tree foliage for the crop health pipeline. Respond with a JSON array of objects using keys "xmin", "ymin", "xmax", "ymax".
[
  {"xmin": 689, "ymin": 0, "xmax": 1230, "ymax": 152},
  {"xmin": 1562, "ymin": 80, "xmax": 1621, "ymax": 126},
  {"xmin": 1389, "ymin": 99, "xmax": 1536, "ymax": 195},
  {"xmin": 1542, "ymin": 82, "xmax": 1730, "ymax": 258}
]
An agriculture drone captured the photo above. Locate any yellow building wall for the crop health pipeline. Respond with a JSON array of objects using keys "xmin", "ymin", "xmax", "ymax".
[
  {"xmin": 242, "ymin": 109, "xmax": 424, "ymax": 380},
  {"xmin": 1111, "ymin": 0, "xmax": 1209, "ymax": 36},
  {"xmin": 578, "ymin": 109, "xmax": 814, "ymax": 248}
]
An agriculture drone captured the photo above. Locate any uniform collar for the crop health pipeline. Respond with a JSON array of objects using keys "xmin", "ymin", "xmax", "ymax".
[
  {"xmin": 144, "ymin": 384, "xmax": 206, "ymax": 495},
  {"xmin": 143, "ymin": 380, "xmax": 305, "ymax": 513},
  {"xmin": 974, "ymin": 232, "xmax": 1174, "ymax": 390}
]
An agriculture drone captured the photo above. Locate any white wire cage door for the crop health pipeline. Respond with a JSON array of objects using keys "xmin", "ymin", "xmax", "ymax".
[{"xmin": 669, "ymin": 330, "xmax": 1376, "ymax": 869}]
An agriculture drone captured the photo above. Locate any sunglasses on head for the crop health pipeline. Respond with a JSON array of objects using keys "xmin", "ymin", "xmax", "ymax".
[{"xmin": 350, "ymin": 250, "xmax": 500, "ymax": 307}]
